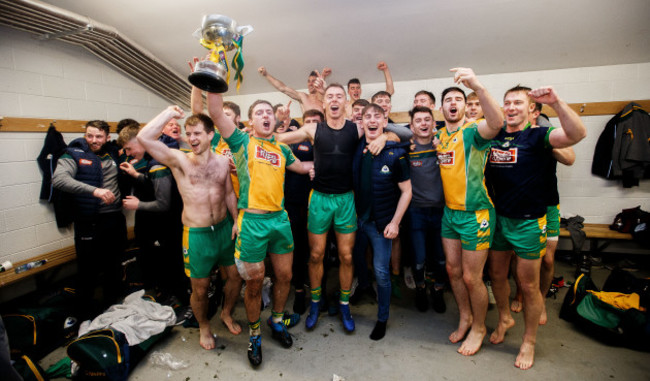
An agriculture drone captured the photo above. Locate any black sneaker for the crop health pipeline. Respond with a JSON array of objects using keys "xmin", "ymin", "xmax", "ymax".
[
  {"xmin": 248, "ymin": 335, "xmax": 262, "ymax": 367},
  {"xmin": 415, "ymin": 287, "xmax": 429, "ymax": 312},
  {"xmin": 431, "ymin": 287, "xmax": 446, "ymax": 313},
  {"xmin": 175, "ymin": 306, "xmax": 194, "ymax": 326}
]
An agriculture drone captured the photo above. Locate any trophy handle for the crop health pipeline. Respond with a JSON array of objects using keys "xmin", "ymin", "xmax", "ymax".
[{"xmin": 236, "ymin": 25, "xmax": 254, "ymax": 37}]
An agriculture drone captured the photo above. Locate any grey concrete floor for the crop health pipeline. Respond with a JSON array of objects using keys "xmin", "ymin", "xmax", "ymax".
[{"xmin": 42, "ymin": 258, "xmax": 650, "ymax": 381}]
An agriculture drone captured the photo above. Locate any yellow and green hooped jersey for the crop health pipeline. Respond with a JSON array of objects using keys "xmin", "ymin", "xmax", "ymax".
[
  {"xmin": 225, "ymin": 129, "xmax": 296, "ymax": 212},
  {"xmin": 436, "ymin": 121, "xmax": 494, "ymax": 212}
]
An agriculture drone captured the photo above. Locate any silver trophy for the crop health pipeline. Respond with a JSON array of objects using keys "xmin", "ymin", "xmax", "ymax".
[{"xmin": 189, "ymin": 15, "xmax": 253, "ymax": 93}]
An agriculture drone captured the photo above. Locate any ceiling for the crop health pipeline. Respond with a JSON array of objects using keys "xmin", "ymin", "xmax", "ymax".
[{"xmin": 33, "ymin": 0, "xmax": 650, "ymax": 97}]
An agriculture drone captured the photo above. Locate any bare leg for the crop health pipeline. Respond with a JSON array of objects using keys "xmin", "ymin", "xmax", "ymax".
[
  {"xmin": 220, "ymin": 265, "xmax": 243, "ymax": 335},
  {"xmin": 190, "ymin": 277, "xmax": 215, "ymax": 350},
  {"xmin": 515, "ymin": 256, "xmax": 543, "ymax": 370},
  {"xmin": 240, "ymin": 262, "xmax": 265, "ymax": 326},
  {"xmin": 335, "ymin": 231, "xmax": 355, "ymax": 291},
  {"xmin": 269, "ymin": 252, "xmax": 293, "ymax": 313},
  {"xmin": 539, "ymin": 239, "xmax": 558, "ymax": 325},
  {"xmin": 443, "ymin": 238, "xmax": 472, "ymax": 344},
  {"xmin": 488, "ymin": 250, "xmax": 515, "ymax": 344},
  {"xmin": 308, "ymin": 232, "xmax": 328, "ymax": 295},
  {"xmin": 457, "ymin": 247, "xmax": 489, "ymax": 356}
]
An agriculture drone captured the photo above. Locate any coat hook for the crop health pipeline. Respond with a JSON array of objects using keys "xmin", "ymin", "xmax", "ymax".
[{"xmin": 579, "ymin": 103, "xmax": 586, "ymax": 113}]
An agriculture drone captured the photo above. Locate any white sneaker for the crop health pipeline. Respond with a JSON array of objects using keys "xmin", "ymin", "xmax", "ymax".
[{"xmin": 403, "ymin": 267, "xmax": 416, "ymax": 290}]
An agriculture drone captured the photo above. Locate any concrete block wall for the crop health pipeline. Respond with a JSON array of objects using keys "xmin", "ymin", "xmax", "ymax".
[
  {"xmin": 0, "ymin": 26, "xmax": 170, "ymax": 267},
  {"xmin": 1, "ymin": 23, "xmax": 649, "ymax": 267}
]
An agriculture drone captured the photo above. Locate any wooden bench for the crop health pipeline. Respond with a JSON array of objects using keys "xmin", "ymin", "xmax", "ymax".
[
  {"xmin": 560, "ymin": 223, "xmax": 633, "ymax": 254},
  {"xmin": 0, "ymin": 227, "xmax": 135, "ymax": 288}
]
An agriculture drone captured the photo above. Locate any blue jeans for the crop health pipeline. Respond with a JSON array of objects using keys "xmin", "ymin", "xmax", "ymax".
[
  {"xmin": 353, "ymin": 218, "xmax": 392, "ymax": 322},
  {"xmin": 408, "ymin": 206, "xmax": 445, "ymax": 287}
]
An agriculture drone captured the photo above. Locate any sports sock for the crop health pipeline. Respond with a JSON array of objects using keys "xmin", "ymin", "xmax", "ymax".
[
  {"xmin": 271, "ymin": 310, "xmax": 283, "ymax": 324},
  {"xmin": 339, "ymin": 289, "xmax": 351, "ymax": 305},
  {"xmin": 310, "ymin": 286, "xmax": 322, "ymax": 303},
  {"xmin": 248, "ymin": 319, "xmax": 261, "ymax": 336}
]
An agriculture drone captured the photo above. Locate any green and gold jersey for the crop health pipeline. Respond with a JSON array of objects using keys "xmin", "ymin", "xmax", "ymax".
[
  {"xmin": 211, "ymin": 131, "xmax": 240, "ymax": 197},
  {"xmin": 225, "ymin": 129, "xmax": 296, "ymax": 211},
  {"xmin": 436, "ymin": 121, "xmax": 493, "ymax": 211}
]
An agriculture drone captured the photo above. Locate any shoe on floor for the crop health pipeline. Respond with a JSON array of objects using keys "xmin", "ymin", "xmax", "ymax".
[
  {"xmin": 247, "ymin": 335, "xmax": 262, "ymax": 367},
  {"xmin": 305, "ymin": 300, "xmax": 321, "ymax": 330},
  {"xmin": 431, "ymin": 287, "xmax": 446, "ymax": 313},
  {"xmin": 339, "ymin": 303, "xmax": 355, "ymax": 332},
  {"xmin": 415, "ymin": 286, "xmax": 429, "ymax": 312},
  {"xmin": 283, "ymin": 311, "xmax": 300, "ymax": 328},
  {"xmin": 267, "ymin": 317, "xmax": 293, "ymax": 348},
  {"xmin": 403, "ymin": 267, "xmax": 416, "ymax": 290}
]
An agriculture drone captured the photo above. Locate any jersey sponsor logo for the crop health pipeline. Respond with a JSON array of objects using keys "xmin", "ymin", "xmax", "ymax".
[
  {"xmin": 380, "ymin": 165, "xmax": 391, "ymax": 174},
  {"xmin": 79, "ymin": 158, "xmax": 93, "ymax": 166},
  {"xmin": 411, "ymin": 160, "xmax": 423, "ymax": 167},
  {"xmin": 219, "ymin": 148, "xmax": 233, "ymax": 159},
  {"xmin": 489, "ymin": 147, "xmax": 518, "ymax": 164},
  {"xmin": 297, "ymin": 144, "xmax": 310, "ymax": 152},
  {"xmin": 437, "ymin": 151, "xmax": 455, "ymax": 166},
  {"xmin": 255, "ymin": 146, "xmax": 281, "ymax": 168}
]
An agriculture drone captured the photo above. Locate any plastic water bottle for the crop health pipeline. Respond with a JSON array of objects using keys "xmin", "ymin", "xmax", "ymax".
[
  {"xmin": 0, "ymin": 261, "xmax": 12, "ymax": 273},
  {"xmin": 14, "ymin": 259, "xmax": 47, "ymax": 274}
]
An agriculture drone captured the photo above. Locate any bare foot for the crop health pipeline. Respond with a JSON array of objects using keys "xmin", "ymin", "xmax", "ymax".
[
  {"xmin": 510, "ymin": 296, "xmax": 523, "ymax": 313},
  {"xmin": 458, "ymin": 326, "xmax": 486, "ymax": 356},
  {"xmin": 449, "ymin": 317, "xmax": 472, "ymax": 343},
  {"xmin": 489, "ymin": 316, "xmax": 515, "ymax": 344},
  {"xmin": 539, "ymin": 304, "xmax": 548, "ymax": 325},
  {"xmin": 221, "ymin": 311, "xmax": 242, "ymax": 335},
  {"xmin": 515, "ymin": 341, "xmax": 535, "ymax": 370},
  {"xmin": 199, "ymin": 326, "xmax": 216, "ymax": 350}
]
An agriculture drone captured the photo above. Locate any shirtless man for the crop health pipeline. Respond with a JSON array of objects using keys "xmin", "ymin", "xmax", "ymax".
[
  {"xmin": 435, "ymin": 68, "xmax": 503, "ymax": 356},
  {"xmin": 137, "ymin": 107, "xmax": 242, "ymax": 350},
  {"xmin": 345, "ymin": 61, "xmax": 395, "ymax": 117},
  {"xmin": 207, "ymin": 92, "xmax": 313, "ymax": 367},
  {"xmin": 258, "ymin": 66, "xmax": 331, "ymax": 113}
]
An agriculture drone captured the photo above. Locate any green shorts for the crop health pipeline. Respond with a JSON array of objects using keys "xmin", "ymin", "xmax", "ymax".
[
  {"xmin": 182, "ymin": 217, "xmax": 235, "ymax": 278},
  {"xmin": 441, "ymin": 207, "xmax": 495, "ymax": 251},
  {"xmin": 492, "ymin": 214, "xmax": 547, "ymax": 260},
  {"xmin": 546, "ymin": 204, "xmax": 560, "ymax": 238},
  {"xmin": 307, "ymin": 190, "xmax": 357, "ymax": 234},
  {"xmin": 235, "ymin": 210, "xmax": 294, "ymax": 263}
]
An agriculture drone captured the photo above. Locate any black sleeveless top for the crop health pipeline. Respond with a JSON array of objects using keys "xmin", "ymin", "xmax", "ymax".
[{"xmin": 313, "ymin": 120, "xmax": 360, "ymax": 194}]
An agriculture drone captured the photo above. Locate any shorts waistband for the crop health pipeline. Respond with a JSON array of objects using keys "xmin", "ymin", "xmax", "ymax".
[
  {"xmin": 184, "ymin": 217, "xmax": 230, "ymax": 232},
  {"xmin": 239, "ymin": 209, "xmax": 285, "ymax": 220},
  {"xmin": 312, "ymin": 190, "xmax": 353, "ymax": 198}
]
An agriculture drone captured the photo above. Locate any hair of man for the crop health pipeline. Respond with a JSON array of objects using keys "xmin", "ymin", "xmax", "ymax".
[
  {"xmin": 441, "ymin": 87, "xmax": 466, "ymax": 103},
  {"xmin": 371, "ymin": 90, "xmax": 392, "ymax": 103},
  {"xmin": 117, "ymin": 125, "xmax": 140, "ymax": 147},
  {"xmin": 347, "ymin": 78, "xmax": 361, "ymax": 88},
  {"xmin": 415, "ymin": 90, "xmax": 436, "ymax": 105},
  {"xmin": 303, "ymin": 109, "xmax": 325, "ymax": 121},
  {"xmin": 352, "ymin": 99, "xmax": 370, "ymax": 108},
  {"xmin": 504, "ymin": 84, "xmax": 533, "ymax": 102},
  {"xmin": 223, "ymin": 101, "xmax": 241, "ymax": 117},
  {"xmin": 362, "ymin": 103, "xmax": 386, "ymax": 118},
  {"xmin": 324, "ymin": 83, "xmax": 346, "ymax": 94},
  {"xmin": 185, "ymin": 113, "xmax": 215, "ymax": 134},
  {"xmin": 86, "ymin": 120, "xmax": 110, "ymax": 136},
  {"xmin": 247, "ymin": 99, "xmax": 274, "ymax": 120},
  {"xmin": 409, "ymin": 105, "xmax": 434, "ymax": 121},
  {"xmin": 116, "ymin": 118, "xmax": 139, "ymax": 134}
]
